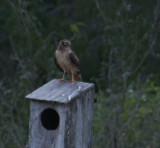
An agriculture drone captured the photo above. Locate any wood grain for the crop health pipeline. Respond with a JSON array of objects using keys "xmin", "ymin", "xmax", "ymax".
[{"xmin": 26, "ymin": 79, "xmax": 94, "ymax": 104}]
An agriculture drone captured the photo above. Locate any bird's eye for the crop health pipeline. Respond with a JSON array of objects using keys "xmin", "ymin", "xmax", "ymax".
[{"xmin": 62, "ymin": 41, "xmax": 68, "ymax": 46}]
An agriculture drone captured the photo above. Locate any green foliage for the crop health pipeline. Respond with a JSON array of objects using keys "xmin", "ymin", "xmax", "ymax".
[
  {"xmin": 70, "ymin": 24, "xmax": 80, "ymax": 33},
  {"xmin": 93, "ymin": 80, "xmax": 160, "ymax": 148},
  {"xmin": 0, "ymin": 0, "xmax": 160, "ymax": 147}
]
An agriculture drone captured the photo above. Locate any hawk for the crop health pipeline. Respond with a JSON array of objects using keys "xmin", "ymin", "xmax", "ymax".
[{"xmin": 54, "ymin": 39, "xmax": 82, "ymax": 82}]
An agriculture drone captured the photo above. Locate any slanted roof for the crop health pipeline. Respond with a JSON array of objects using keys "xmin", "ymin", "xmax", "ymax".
[{"xmin": 26, "ymin": 79, "xmax": 94, "ymax": 104}]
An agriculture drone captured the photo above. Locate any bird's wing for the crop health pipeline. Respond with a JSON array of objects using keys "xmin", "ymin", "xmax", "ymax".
[
  {"xmin": 54, "ymin": 52, "xmax": 63, "ymax": 72},
  {"xmin": 69, "ymin": 51, "xmax": 80, "ymax": 72}
]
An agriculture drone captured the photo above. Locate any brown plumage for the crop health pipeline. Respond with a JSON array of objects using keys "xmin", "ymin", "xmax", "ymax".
[{"xmin": 54, "ymin": 39, "xmax": 82, "ymax": 82}]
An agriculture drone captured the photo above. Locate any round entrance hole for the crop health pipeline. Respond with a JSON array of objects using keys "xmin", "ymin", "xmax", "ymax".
[{"xmin": 40, "ymin": 108, "xmax": 60, "ymax": 130}]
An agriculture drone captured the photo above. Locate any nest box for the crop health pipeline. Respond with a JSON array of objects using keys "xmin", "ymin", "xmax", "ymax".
[{"xmin": 25, "ymin": 79, "xmax": 95, "ymax": 148}]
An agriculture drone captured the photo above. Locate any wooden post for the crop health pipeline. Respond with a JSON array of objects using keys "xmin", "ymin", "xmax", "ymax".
[{"xmin": 25, "ymin": 79, "xmax": 95, "ymax": 148}]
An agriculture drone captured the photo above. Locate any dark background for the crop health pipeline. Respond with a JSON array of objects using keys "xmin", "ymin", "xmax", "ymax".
[{"xmin": 0, "ymin": 0, "xmax": 160, "ymax": 147}]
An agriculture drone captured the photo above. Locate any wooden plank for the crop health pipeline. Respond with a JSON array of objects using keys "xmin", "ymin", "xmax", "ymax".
[
  {"xmin": 28, "ymin": 101, "xmax": 67, "ymax": 148},
  {"xmin": 26, "ymin": 79, "xmax": 94, "ymax": 104}
]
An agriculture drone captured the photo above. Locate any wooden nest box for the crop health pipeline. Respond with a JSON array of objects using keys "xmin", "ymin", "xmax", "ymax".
[{"xmin": 26, "ymin": 79, "xmax": 95, "ymax": 148}]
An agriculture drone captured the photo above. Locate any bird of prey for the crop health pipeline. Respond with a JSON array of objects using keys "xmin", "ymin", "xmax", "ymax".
[{"xmin": 54, "ymin": 39, "xmax": 82, "ymax": 82}]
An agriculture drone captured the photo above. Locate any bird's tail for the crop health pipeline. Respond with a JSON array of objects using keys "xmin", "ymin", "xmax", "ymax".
[{"xmin": 74, "ymin": 73, "xmax": 82, "ymax": 81}]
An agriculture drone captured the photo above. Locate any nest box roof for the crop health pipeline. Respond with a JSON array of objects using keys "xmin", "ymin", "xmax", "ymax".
[{"xmin": 26, "ymin": 79, "xmax": 94, "ymax": 104}]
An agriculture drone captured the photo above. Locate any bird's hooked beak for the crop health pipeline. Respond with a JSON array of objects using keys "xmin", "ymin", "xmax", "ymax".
[
  {"xmin": 61, "ymin": 40, "xmax": 70, "ymax": 47},
  {"xmin": 58, "ymin": 40, "xmax": 70, "ymax": 50},
  {"xmin": 62, "ymin": 41, "xmax": 68, "ymax": 46}
]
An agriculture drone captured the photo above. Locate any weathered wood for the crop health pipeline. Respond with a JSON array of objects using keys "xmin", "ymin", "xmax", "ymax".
[
  {"xmin": 26, "ymin": 79, "xmax": 94, "ymax": 104},
  {"xmin": 26, "ymin": 79, "xmax": 95, "ymax": 148}
]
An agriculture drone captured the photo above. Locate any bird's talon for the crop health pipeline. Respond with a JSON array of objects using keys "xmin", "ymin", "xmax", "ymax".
[
  {"xmin": 71, "ymin": 79, "xmax": 75, "ymax": 82},
  {"xmin": 60, "ymin": 78, "xmax": 65, "ymax": 81}
]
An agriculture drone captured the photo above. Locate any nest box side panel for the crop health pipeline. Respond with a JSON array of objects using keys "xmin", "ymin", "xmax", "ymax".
[
  {"xmin": 75, "ymin": 88, "xmax": 94, "ymax": 148},
  {"xmin": 64, "ymin": 88, "xmax": 95, "ymax": 148}
]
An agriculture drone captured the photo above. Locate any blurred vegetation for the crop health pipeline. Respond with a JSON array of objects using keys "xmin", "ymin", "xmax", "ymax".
[{"xmin": 0, "ymin": 0, "xmax": 160, "ymax": 147}]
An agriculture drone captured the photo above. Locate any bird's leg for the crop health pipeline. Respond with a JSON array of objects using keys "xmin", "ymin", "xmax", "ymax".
[
  {"xmin": 60, "ymin": 71, "xmax": 65, "ymax": 81},
  {"xmin": 71, "ymin": 70, "xmax": 75, "ymax": 82}
]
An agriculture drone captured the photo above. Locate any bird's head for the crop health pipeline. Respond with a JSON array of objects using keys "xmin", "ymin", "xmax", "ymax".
[{"xmin": 58, "ymin": 39, "xmax": 71, "ymax": 50}]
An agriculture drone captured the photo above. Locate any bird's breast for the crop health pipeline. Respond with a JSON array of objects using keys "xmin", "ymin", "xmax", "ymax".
[{"xmin": 56, "ymin": 51, "xmax": 72, "ymax": 74}]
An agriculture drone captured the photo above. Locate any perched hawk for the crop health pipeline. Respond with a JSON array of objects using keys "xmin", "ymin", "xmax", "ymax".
[{"xmin": 54, "ymin": 39, "xmax": 82, "ymax": 82}]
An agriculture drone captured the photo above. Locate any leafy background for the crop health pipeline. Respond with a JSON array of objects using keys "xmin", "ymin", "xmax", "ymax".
[{"xmin": 0, "ymin": 0, "xmax": 160, "ymax": 147}]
